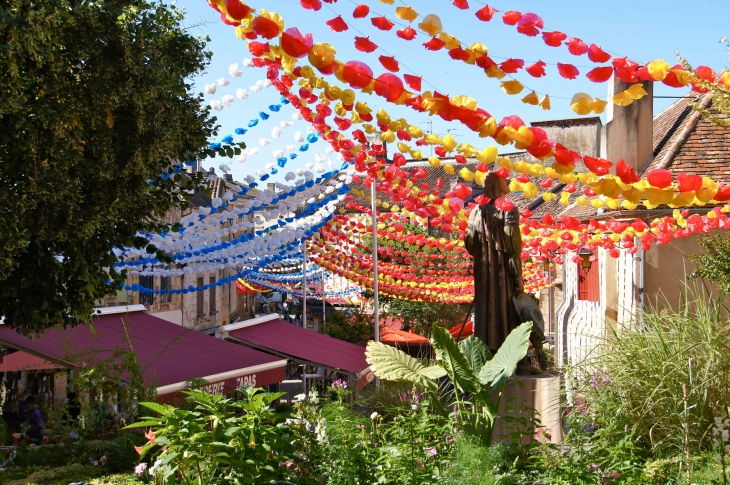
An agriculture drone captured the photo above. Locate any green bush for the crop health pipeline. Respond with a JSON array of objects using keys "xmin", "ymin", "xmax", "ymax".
[
  {"xmin": 1, "ymin": 464, "xmax": 107, "ymax": 485},
  {"xmin": 441, "ymin": 439, "xmax": 517, "ymax": 485},
  {"xmin": 569, "ymin": 283, "xmax": 730, "ymax": 454}
]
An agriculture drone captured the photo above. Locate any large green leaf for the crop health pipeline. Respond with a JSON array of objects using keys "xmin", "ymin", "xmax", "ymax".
[
  {"xmin": 478, "ymin": 321, "xmax": 532, "ymax": 390},
  {"xmin": 459, "ymin": 336, "xmax": 493, "ymax": 373},
  {"xmin": 431, "ymin": 325, "xmax": 481, "ymax": 393},
  {"xmin": 366, "ymin": 341, "xmax": 446, "ymax": 391}
]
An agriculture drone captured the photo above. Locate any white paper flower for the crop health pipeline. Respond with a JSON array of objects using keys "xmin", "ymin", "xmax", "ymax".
[
  {"xmin": 245, "ymin": 175, "xmax": 255, "ymax": 184},
  {"xmin": 265, "ymin": 162, "xmax": 275, "ymax": 169},
  {"xmin": 255, "ymin": 80, "xmax": 265, "ymax": 89},
  {"xmin": 280, "ymin": 120, "xmax": 294, "ymax": 129},
  {"xmin": 314, "ymin": 152, "xmax": 325, "ymax": 163},
  {"xmin": 292, "ymin": 112, "xmax": 303, "ymax": 120},
  {"xmin": 250, "ymin": 84, "xmax": 262, "ymax": 93},
  {"xmin": 295, "ymin": 168, "xmax": 305, "ymax": 176},
  {"xmin": 204, "ymin": 83, "xmax": 217, "ymax": 94},
  {"xmin": 236, "ymin": 88, "xmax": 249, "ymax": 99},
  {"xmin": 237, "ymin": 153, "xmax": 247, "ymax": 163},
  {"xmin": 210, "ymin": 100, "xmax": 223, "ymax": 111},
  {"xmin": 272, "ymin": 149, "xmax": 284, "ymax": 158},
  {"xmin": 327, "ymin": 159, "xmax": 335, "ymax": 168},
  {"xmin": 243, "ymin": 58, "xmax": 254, "ymax": 67},
  {"xmin": 306, "ymin": 126, "xmax": 316, "ymax": 134},
  {"xmin": 284, "ymin": 144, "xmax": 296, "ymax": 153},
  {"xmin": 256, "ymin": 169, "xmax": 266, "ymax": 177},
  {"xmin": 304, "ymin": 171, "xmax": 314, "ymax": 181},
  {"xmin": 217, "ymin": 77, "xmax": 229, "ymax": 87},
  {"xmin": 285, "ymin": 172, "xmax": 296, "ymax": 181},
  {"xmin": 271, "ymin": 127, "xmax": 282, "ymax": 138},
  {"xmin": 221, "ymin": 94, "xmax": 235, "ymax": 107},
  {"xmin": 246, "ymin": 147, "xmax": 259, "ymax": 156},
  {"xmin": 217, "ymin": 165, "xmax": 230, "ymax": 174},
  {"xmin": 325, "ymin": 145, "xmax": 335, "ymax": 154},
  {"xmin": 228, "ymin": 63, "xmax": 242, "ymax": 77},
  {"xmin": 259, "ymin": 138, "xmax": 271, "ymax": 146},
  {"xmin": 294, "ymin": 131, "xmax": 305, "ymax": 142},
  {"xmin": 314, "ymin": 163, "xmax": 325, "ymax": 174}
]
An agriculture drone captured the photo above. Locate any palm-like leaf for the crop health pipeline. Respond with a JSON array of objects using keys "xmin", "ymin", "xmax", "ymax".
[
  {"xmin": 366, "ymin": 341, "xmax": 446, "ymax": 391},
  {"xmin": 478, "ymin": 321, "xmax": 532, "ymax": 390},
  {"xmin": 431, "ymin": 325, "xmax": 481, "ymax": 393},
  {"xmin": 459, "ymin": 336, "xmax": 493, "ymax": 372}
]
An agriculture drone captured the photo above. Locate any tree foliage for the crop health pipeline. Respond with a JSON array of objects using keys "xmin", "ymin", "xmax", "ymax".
[
  {"xmin": 680, "ymin": 44, "xmax": 730, "ymax": 128},
  {"xmin": 323, "ymin": 308, "xmax": 374, "ymax": 344},
  {"xmin": 0, "ymin": 0, "xmax": 219, "ymax": 333},
  {"xmin": 690, "ymin": 232, "xmax": 730, "ymax": 294}
]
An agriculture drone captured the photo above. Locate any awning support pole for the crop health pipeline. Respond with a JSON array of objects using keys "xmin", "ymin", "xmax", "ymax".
[
  {"xmin": 322, "ymin": 268, "xmax": 326, "ymax": 331},
  {"xmin": 371, "ymin": 180, "xmax": 380, "ymax": 388},
  {"xmin": 303, "ymin": 243, "xmax": 307, "ymax": 330}
]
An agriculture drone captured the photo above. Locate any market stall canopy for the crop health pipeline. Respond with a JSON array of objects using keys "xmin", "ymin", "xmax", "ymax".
[
  {"xmin": 1, "ymin": 351, "xmax": 63, "ymax": 372},
  {"xmin": 0, "ymin": 306, "xmax": 286, "ymax": 397},
  {"xmin": 217, "ymin": 314, "xmax": 373, "ymax": 388}
]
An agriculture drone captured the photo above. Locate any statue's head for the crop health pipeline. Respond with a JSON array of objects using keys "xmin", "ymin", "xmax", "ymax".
[{"xmin": 483, "ymin": 172, "xmax": 509, "ymax": 200}]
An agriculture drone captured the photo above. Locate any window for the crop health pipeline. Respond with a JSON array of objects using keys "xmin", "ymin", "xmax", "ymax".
[
  {"xmin": 210, "ymin": 277, "xmax": 217, "ymax": 314},
  {"xmin": 197, "ymin": 277, "xmax": 204, "ymax": 316},
  {"xmin": 139, "ymin": 275, "xmax": 154, "ymax": 306},
  {"xmin": 160, "ymin": 276, "xmax": 172, "ymax": 303},
  {"xmin": 577, "ymin": 261, "xmax": 599, "ymax": 302}
]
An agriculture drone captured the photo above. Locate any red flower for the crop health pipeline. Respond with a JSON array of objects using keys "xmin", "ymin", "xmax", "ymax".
[
  {"xmin": 495, "ymin": 196, "xmax": 514, "ymax": 211},
  {"xmin": 557, "ymin": 63, "xmax": 579, "ymax": 80},
  {"xmin": 325, "ymin": 16, "xmax": 348, "ymax": 32},
  {"xmin": 252, "ymin": 16, "xmax": 280, "ymax": 39},
  {"xmin": 587, "ymin": 44, "xmax": 611, "ymax": 63},
  {"xmin": 403, "ymin": 74, "xmax": 421, "ymax": 91},
  {"xmin": 502, "ymin": 10, "xmax": 522, "ymax": 25},
  {"xmin": 354, "ymin": 36, "xmax": 378, "ymax": 53},
  {"xmin": 423, "ymin": 37, "xmax": 445, "ymax": 51},
  {"xmin": 566, "ymin": 37, "xmax": 589, "ymax": 56},
  {"xmin": 677, "ymin": 173, "xmax": 702, "ymax": 192},
  {"xmin": 516, "ymin": 13, "xmax": 543, "ymax": 37},
  {"xmin": 353, "ymin": 4, "xmax": 369, "ymax": 18},
  {"xmin": 225, "ymin": 0, "xmax": 251, "ymax": 20},
  {"xmin": 453, "ymin": 0, "xmax": 469, "ymax": 9},
  {"xmin": 300, "ymin": 0, "xmax": 322, "ymax": 11},
  {"xmin": 583, "ymin": 156, "xmax": 612, "ymax": 176},
  {"xmin": 586, "ymin": 66, "xmax": 614, "ymax": 83},
  {"xmin": 379, "ymin": 55, "xmax": 399, "ymax": 72},
  {"xmin": 554, "ymin": 143, "xmax": 580, "ymax": 166},
  {"xmin": 448, "ymin": 47, "xmax": 470, "ymax": 61},
  {"xmin": 499, "ymin": 58, "xmax": 524, "ymax": 74},
  {"xmin": 542, "ymin": 31, "xmax": 567, "ymax": 47},
  {"xmin": 280, "ymin": 28, "xmax": 313, "ymax": 58},
  {"xmin": 646, "ymin": 169, "xmax": 673, "ymax": 189},
  {"xmin": 396, "ymin": 27, "xmax": 417, "ymax": 40},
  {"xmin": 371, "ymin": 16, "xmax": 395, "ymax": 31},
  {"xmin": 475, "ymin": 5, "xmax": 498, "ymax": 21},
  {"xmin": 526, "ymin": 60, "xmax": 546, "ymax": 78}
]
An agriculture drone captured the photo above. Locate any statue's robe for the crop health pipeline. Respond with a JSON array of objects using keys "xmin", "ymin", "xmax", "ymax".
[{"xmin": 465, "ymin": 204, "xmax": 522, "ymax": 351}]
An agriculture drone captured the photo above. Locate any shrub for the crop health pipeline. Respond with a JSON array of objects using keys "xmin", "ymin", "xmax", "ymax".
[
  {"xmin": 569, "ymin": 283, "xmax": 730, "ymax": 454},
  {"xmin": 441, "ymin": 439, "xmax": 516, "ymax": 485}
]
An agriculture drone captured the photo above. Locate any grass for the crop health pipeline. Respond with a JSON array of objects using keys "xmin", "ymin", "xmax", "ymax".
[{"xmin": 0, "ymin": 464, "xmax": 142, "ymax": 485}]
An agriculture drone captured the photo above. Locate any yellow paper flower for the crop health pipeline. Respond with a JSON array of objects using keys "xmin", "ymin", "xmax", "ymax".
[
  {"xmin": 501, "ymin": 80, "xmax": 524, "ymax": 95},
  {"xmin": 418, "ymin": 14, "xmax": 443, "ymax": 36},
  {"xmin": 395, "ymin": 6, "xmax": 418, "ymax": 22},
  {"xmin": 522, "ymin": 91, "xmax": 539, "ymax": 105},
  {"xmin": 646, "ymin": 59, "xmax": 670, "ymax": 81},
  {"xmin": 539, "ymin": 94, "xmax": 551, "ymax": 110}
]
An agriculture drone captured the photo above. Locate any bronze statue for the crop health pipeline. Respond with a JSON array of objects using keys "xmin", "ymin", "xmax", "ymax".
[{"xmin": 465, "ymin": 173, "xmax": 544, "ymax": 374}]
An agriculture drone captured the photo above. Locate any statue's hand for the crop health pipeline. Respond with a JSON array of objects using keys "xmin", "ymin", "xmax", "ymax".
[{"xmin": 515, "ymin": 278, "xmax": 524, "ymax": 294}]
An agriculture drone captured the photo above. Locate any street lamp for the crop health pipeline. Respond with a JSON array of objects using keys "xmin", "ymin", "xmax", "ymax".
[{"xmin": 578, "ymin": 249, "xmax": 594, "ymax": 276}]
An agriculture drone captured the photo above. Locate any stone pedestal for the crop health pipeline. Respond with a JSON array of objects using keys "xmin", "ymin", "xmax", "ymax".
[{"xmin": 492, "ymin": 371, "xmax": 563, "ymax": 444}]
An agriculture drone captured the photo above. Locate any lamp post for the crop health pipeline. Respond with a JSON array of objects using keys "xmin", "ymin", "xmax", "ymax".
[
  {"xmin": 578, "ymin": 249, "xmax": 594, "ymax": 276},
  {"xmin": 303, "ymin": 243, "xmax": 307, "ymax": 329}
]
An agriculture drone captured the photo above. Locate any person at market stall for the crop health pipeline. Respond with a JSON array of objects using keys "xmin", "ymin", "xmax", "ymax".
[
  {"xmin": 19, "ymin": 396, "xmax": 44, "ymax": 443},
  {"xmin": 465, "ymin": 173, "xmax": 541, "ymax": 374}
]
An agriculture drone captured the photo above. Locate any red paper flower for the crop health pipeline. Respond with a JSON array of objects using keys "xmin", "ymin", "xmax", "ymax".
[
  {"xmin": 677, "ymin": 173, "xmax": 702, "ymax": 192},
  {"xmin": 403, "ymin": 74, "xmax": 421, "ymax": 91},
  {"xmin": 474, "ymin": 195, "xmax": 492, "ymax": 205},
  {"xmin": 475, "ymin": 5, "xmax": 498, "ymax": 21},
  {"xmin": 455, "ymin": 155, "xmax": 468, "ymax": 164},
  {"xmin": 542, "ymin": 31, "xmax": 567, "ymax": 47},
  {"xmin": 353, "ymin": 4, "xmax": 369, "ymax": 18},
  {"xmin": 663, "ymin": 64, "xmax": 686, "ymax": 88},
  {"xmin": 379, "ymin": 55, "xmax": 400, "ymax": 72},
  {"xmin": 714, "ymin": 185, "xmax": 730, "ymax": 201},
  {"xmin": 540, "ymin": 178, "xmax": 553, "ymax": 189},
  {"xmin": 252, "ymin": 16, "xmax": 281, "ymax": 39},
  {"xmin": 554, "ymin": 143, "xmax": 580, "ymax": 166},
  {"xmin": 247, "ymin": 42, "xmax": 270, "ymax": 57},
  {"xmin": 354, "ymin": 36, "xmax": 378, "ymax": 53},
  {"xmin": 587, "ymin": 44, "xmax": 611, "ymax": 63},
  {"xmin": 434, "ymin": 146, "xmax": 446, "ymax": 157},
  {"xmin": 692, "ymin": 66, "xmax": 717, "ymax": 93},
  {"xmin": 566, "ymin": 38, "xmax": 589, "ymax": 56},
  {"xmin": 371, "ymin": 16, "xmax": 395, "ymax": 31},
  {"xmin": 453, "ymin": 0, "xmax": 469, "ymax": 9},
  {"xmin": 342, "ymin": 61, "xmax": 373, "ymax": 89},
  {"xmin": 374, "ymin": 73, "xmax": 405, "ymax": 102},
  {"xmin": 280, "ymin": 28, "xmax": 313, "ymax": 58},
  {"xmin": 502, "ymin": 10, "xmax": 522, "ymax": 25},
  {"xmin": 396, "ymin": 27, "xmax": 417, "ymax": 40},
  {"xmin": 646, "ymin": 169, "xmax": 673, "ymax": 189},
  {"xmin": 557, "ymin": 63, "xmax": 579, "ymax": 79},
  {"xmin": 225, "ymin": 0, "xmax": 251, "ymax": 20},
  {"xmin": 526, "ymin": 60, "xmax": 546, "ymax": 78},
  {"xmin": 583, "ymin": 156, "xmax": 612, "ymax": 176},
  {"xmin": 453, "ymin": 183, "xmax": 472, "ymax": 199},
  {"xmin": 495, "ymin": 167, "xmax": 511, "ymax": 178},
  {"xmin": 516, "ymin": 173, "xmax": 530, "ymax": 183},
  {"xmin": 495, "ymin": 196, "xmax": 514, "ymax": 211},
  {"xmin": 325, "ymin": 16, "xmax": 348, "ymax": 32},
  {"xmin": 300, "ymin": 0, "xmax": 322, "ymax": 11},
  {"xmin": 448, "ymin": 47, "xmax": 470, "ymax": 61},
  {"xmin": 516, "ymin": 13, "xmax": 543, "ymax": 37},
  {"xmin": 423, "ymin": 37, "xmax": 445, "ymax": 51},
  {"xmin": 586, "ymin": 66, "xmax": 614, "ymax": 83},
  {"xmin": 499, "ymin": 58, "xmax": 524, "ymax": 73}
]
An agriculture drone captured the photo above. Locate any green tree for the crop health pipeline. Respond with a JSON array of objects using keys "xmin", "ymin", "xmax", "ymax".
[
  {"xmin": 679, "ymin": 43, "xmax": 730, "ymax": 128},
  {"xmin": 323, "ymin": 307, "xmax": 374, "ymax": 344},
  {"xmin": 690, "ymin": 232, "xmax": 730, "ymax": 294},
  {"xmin": 0, "ymin": 0, "xmax": 224, "ymax": 334}
]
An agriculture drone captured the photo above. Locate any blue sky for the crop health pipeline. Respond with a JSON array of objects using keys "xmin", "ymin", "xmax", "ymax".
[{"xmin": 175, "ymin": 0, "xmax": 729, "ymax": 183}]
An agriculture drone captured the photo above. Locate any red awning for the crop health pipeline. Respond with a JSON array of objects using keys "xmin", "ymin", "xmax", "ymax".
[
  {"xmin": 0, "ymin": 311, "xmax": 285, "ymax": 396},
  {"xmin": 224, "ymin": 317, "xmax": 372, "ymax": 387},
  {"xmin": 449, "ymin": 320, "xmax": 473, "ymax": 341},
  {"xmin": 380, "ymin": 327, "xmax": 429, "ymax": 346},
  {"xmin": 1, "ymin": 351, "xmax": 63, "ymax": 372}
]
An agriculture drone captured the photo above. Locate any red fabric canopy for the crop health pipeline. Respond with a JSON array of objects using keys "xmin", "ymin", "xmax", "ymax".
[
  {"xmin": 380, "ymin": 327, "xmax": 429, "ymax": 345},
  {"xmin": 225, "ymin": 317, "xmax": 372, "ymax": 386},
  {"xmin": 1, "ymin": 351, "xmax": 62, "ymax": 372},
  {"xmin": 0, "ymin": 311, "xmax": 285, "ymax": 396},
  {"xmin": 449, "ymin": 320, "xmax": 474, "ymax": 341}
]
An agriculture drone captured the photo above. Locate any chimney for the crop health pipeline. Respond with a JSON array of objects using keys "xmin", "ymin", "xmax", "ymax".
[
  {"xmin": 224, "ymin": 173, "xmax": 233, "ymax": 182},
  {"xmin": 267, "ymin": 182, "xmax": 276, "ymax": 192},
  {"xmin": 601, "ymin": 74, "xmax": 654, "ymax": 173}
]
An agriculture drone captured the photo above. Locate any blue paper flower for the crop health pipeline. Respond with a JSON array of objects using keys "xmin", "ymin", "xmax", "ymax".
[
  {"xmin": 299, "ymin": 144, "xmax": 309, "ymax": 152},
  {"xmin": 259, "ymin": 111, "xmax": 269, "ymax": 120},
  {"xmin": 307, "ymin": 134, "xmax": 318, "ymax": 143},
  {"xmin": 235, "ymin": 127, "xmax": 247, "ymax": 135},
  {"xmin": 248, "ymin": 119, "xmax": 259, "ymax": 127},
  {"xmin": 269, "ymin": 104, "xmax": 282, "ymax": 112},
  {"xmin": 221, "ymin": 134, "xmax": 234, "ymax": 144}
]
